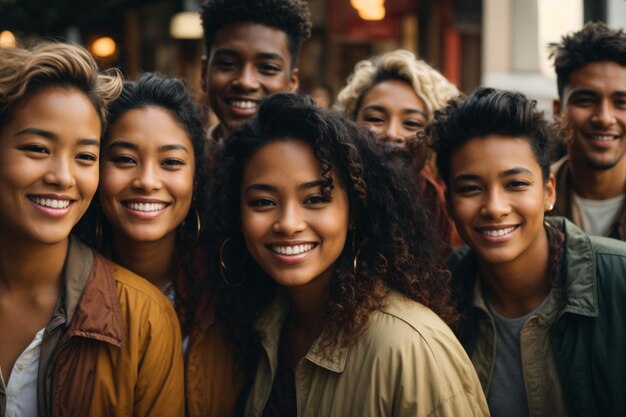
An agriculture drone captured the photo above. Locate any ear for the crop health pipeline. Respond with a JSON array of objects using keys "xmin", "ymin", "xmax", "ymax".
[
  {"xmin": 289, "ymin": 68, "xmax": 299, "ymax": 92},
  {"xmin": 552, "ymin": 99, "xmax": 562, "ymax": 121},
  {"xmin": 545, "ymin": 173, "xmax": 556, "ymax": 210},
  {"xmin": 200, "ymin": 55, "xmax": 209, "ymax": 93}
]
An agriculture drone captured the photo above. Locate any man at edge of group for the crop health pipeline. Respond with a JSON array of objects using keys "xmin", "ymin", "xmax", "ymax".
[{"xmin": 549, "ymin": 22, "xmax": 626, "ymax": 239}]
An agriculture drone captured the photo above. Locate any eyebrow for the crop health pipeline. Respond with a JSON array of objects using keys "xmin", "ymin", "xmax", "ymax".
[
  {"xmin": 15, "ymin": 128, "xmax": 99, "ymax": 146},
  {"xmin": 245, "ymin": 179, "xmax": 326, "ymax": 193},
  {"xmin": 361, "ymin": 104, "xmax": 428, "ymax": 118},
  {"xmin": 213, "ymin": 48, "xmax": 283, "ymax": 61},
  {"xmin": 158, "ymin": 144, "xmax": 189, "ymax": 153},
  {"xmin": 452, "ymin": 167, "xmax": 534, "ymax": 183},
  {"xmin": 106, "ymin": 140, "xmax": 138, "ymax": 151}
]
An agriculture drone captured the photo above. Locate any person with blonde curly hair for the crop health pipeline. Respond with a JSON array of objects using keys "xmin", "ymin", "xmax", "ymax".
[
  {"xmin": 0, "ymin": 41, "xmax": 184, "ymax": 416},
  {"xmin": 335, "ymin": 49, "xmax": 462, "ymax": 250}
]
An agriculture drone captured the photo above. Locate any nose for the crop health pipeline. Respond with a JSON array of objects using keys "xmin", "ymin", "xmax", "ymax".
[
  {"xmin": 232, "ymin": 64, "xmax": 260, "ymax": 92},
  {"xmin": 480, "ymin": 188, "xmax": 511, "ymax": 219},
  {"xmin": 272, "ymin": 202, "xmax": 306, "ymax": 236},
  {"xmin": 132, "ymin": 164, "xmax": 162, "ymax": 192},
  {"xmin": 379, "ymin": 120, "xmax": 406, "ymax": 147},
  {"xmin": 43, "ymin": 155, "xmax": 76, "ymax": 189},
  {"xmin": 591, "ymin": 100, "xmax": 617, "ymax": 128}
]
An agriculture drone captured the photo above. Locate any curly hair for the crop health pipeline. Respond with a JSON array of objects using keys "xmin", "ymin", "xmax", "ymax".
[
  {"xmin": 548, "ymin": 21, "xmax": 626, "ymax": 99},
  {"xmin": 75, "ymin": 73, "xmax": 208, "ymax": 335},
  {"xmin": 200, "ymin": 0, "xmax": 312, "ymax": 68},
  {"xmin": 0, "ymin": 41, "xmax": 122, "ymax": 131},
  {"xmin": 207, "ymin": 92, "xmax": 457, "ymax": 382},
  {"xmin": 428, "ymin": 88, "xmax": 552, "ymax": 187},
  {"xmin": 334, "ymin": 49, "xmax": 459, "ymax": 121}
]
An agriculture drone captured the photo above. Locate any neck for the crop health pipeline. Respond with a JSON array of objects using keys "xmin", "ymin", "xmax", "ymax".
[
  {"xmin": 0, "ymin": 236, "xmax": 67, "ymax": 293},
  {"xmin": 111, "ymin": 232, "xmax": 177, "ymax": 290},
  {"xmin": 478, "ymin": 228, "xmax": 551, "ymax": 318},
  {"xmin": 284, "ymin": 271, "xmax": 331, "ymax": 345},
  {"xmin": 569, "ymin": 154, "xmax": 626, "ymax": 199}
]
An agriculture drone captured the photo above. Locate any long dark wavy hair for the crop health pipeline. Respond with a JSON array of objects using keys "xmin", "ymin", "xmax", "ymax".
[
  {"xmin": 206, "ymin": 92, "xmax": 457, "ymax": 384},
  {"xmin": 75, "ymin": 73, "xmax": 208, "ymax": 335}
]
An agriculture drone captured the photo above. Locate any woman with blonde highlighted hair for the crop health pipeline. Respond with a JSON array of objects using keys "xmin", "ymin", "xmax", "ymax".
[
  {"xmin": 335, "ymin": 49, "xmax": 462, "ymax": 250},
  {"xmin": 0, "ymin": 41, "xmax": 184, "ymax": 416}
]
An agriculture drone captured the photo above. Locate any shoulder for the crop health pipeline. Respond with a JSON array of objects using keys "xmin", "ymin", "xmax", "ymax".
[
  {"xmin": 107, "ymin": 260, "xmax": 180, "ymax": 323},
  {"xmin": 589, "ymin": 236, "xmax": 626, "ymax": 294},
  {"xmin": 364, "ymin": 291, "xmax": 466, "ymax": 360}
]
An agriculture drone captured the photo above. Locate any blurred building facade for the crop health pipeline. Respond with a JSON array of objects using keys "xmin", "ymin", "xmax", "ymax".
[{"xmin": 1, "ymin": 0, "xmax": 624, "ymax": 112}]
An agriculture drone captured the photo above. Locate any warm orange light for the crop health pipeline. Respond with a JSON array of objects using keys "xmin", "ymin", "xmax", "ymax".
[
  {"xmin": 351, "ymin": 0, "xmax": 386, "ymax": 21},
  {"xmin": 90, "ymin": 37, "xmax": 116, "ymax": 58},
  {"xmin": 358, "ymin": 5, "xmax": 386, "ymax": 20},
  {"xmin": 0, "ymin": 30, "xmax": 16, "ymax": 48}
]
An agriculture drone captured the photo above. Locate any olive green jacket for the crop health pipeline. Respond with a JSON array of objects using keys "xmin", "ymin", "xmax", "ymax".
[
  {"xmin": 244, "ymin": 290, "xmax": 489, "ymax": 417},
  {"xmin": 449, "ymin": 217, "xmax": 626, "ymax": 417}
]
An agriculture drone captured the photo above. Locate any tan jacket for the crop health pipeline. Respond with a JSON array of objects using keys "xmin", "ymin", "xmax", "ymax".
[
  {"xmin": 245, "ymin": 291, "xmax": 489, "ymax": 417},
  {"xmin": 186, "ymin": 302, "xmax": 240, "ymax": 417},
  {"xmin": 35, "ymin": 237, "xmax": 184, "ymax": 417}
]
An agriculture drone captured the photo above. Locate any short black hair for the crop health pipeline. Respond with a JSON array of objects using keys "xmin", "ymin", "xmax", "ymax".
[
  {"xmin": 549, "ymin": 21, "xmax": 626, "ymax": 99},
  {"xmin": 428, "ymin": 88, "xmax": 551, "ymax": 186},
  {"xmin": 200, "ymin": 0, "xmax": 312, "ymax": 68}
]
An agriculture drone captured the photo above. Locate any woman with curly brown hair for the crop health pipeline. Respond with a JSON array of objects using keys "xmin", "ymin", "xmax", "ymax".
[{"xmin": 207, "ymin": 93, "xmax": 488, "ymax": 416}]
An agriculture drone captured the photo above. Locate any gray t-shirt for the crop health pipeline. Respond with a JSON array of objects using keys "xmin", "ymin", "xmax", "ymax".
[{"xmin": 485, "ymin": 294, "xmax": 550, "ymax": 417}]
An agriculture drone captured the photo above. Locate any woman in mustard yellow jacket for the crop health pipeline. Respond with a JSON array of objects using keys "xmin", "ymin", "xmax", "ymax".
[{"xmin": 0, "ymin": 42, "xmax": 184, "ymax": 417}]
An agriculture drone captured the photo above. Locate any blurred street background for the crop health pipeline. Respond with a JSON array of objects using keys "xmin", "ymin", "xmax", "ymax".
[{"xmin": 1, "ymin": 0, "xmax": 625, "ymax": 115}]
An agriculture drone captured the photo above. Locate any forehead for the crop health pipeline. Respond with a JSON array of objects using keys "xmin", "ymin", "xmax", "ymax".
[
  {"xmin": 211, "ymin": 22, "xmax": 292, "ymax": 60},
  {"xmin": 243, "ymin": 140, "xmax": 320, "ymax": 182},
  {"xmin": 107, "ymin": 107, "xmax": 192, "ymax": 148},
  {"xmin": 450, "ymin": 135, "xmax": 540, "ymax": 175},
  {"xmin": 3, "ymin": 87, "xmax": 100, "ymax": 136},
  {"xmin": 564, "ymin": 61, "xmax": 626, "ymax": 95},
  {"xmin": 360, "ymin": 80, "xmax": 426, "ymax": 114}
]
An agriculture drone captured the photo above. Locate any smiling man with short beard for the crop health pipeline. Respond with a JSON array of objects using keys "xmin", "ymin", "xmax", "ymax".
[{"xmin": 550, "ymin": 22, "xmax": 626, "ymax": 239}]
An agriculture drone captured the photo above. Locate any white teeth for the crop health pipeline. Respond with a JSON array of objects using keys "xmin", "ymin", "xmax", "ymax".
[
  {"xmin": 481, "ymin": 226, "xmax": 516, "ymax": 237},
  {"xmin": 590, "ymin": 135, "xmax": 616, "ymax": 141},
  {"xmin": 31, "ymin": 197, "xmax": 70, "ymax": 209},
  {"xmin": 230, "ymin": 100, "xmax": 257, "ymax": 109},
  {"xmin": 127, "ymin": 202, "xmax": 166, "ymax": 212},
  {"xmin": 271, "ymin": 244, "xmax": 314, "ymax": 255}
]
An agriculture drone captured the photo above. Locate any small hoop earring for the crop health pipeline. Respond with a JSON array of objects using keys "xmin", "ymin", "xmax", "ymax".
[
  {"xmin": 351, "ymin": 229, "xmax": 361, "ymax": 276},
  {"xmin": 219, "ymin": 237, "xmax": 246, "ymax": 287}
]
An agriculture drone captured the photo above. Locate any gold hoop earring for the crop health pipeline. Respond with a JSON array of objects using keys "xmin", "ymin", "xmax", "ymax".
[
  {"xmin": 219, "ymin": 237, "xmax": 246, "ymax": 287},
  {"xmin": 190, "ymin": 205, "xmax": 201, "ymax": 246},
  {"xmin": 351, "ymin": 229, "xmax": 361, "ymax": 276}
]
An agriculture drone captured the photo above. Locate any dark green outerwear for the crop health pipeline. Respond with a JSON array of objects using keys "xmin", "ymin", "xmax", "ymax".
[{"xmin": 448, "ymin": 217, "xmax": 626, "ymax": 417}]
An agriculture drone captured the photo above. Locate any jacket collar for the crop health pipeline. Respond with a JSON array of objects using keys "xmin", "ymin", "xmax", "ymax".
[
  {"xmin": 255, "ymin": 292, "xmax": 349, "ymax": 374},
  {"xmin": 548, "ymin": 217, "xmax": 599, "ymax": 317},
  {"xmin": 454, "ymin": 217, "xmax": 599, "ymax": 320},
  {"xmin": 60, "ymin": 236, "xmax": 124, "ymax": 347}
]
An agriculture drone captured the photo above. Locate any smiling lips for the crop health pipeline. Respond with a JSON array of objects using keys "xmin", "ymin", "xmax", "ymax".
[
  {"xmin": 268, "ymin": 242, "xmax": 317, "ymax": 264},
  {"xmin": 122, "ymin": 200, "xmax": 170, "ymax": 219},
  {"xmin": 226, "ymin": 98, "xmax": 259, "ymax": 117},
  {"xmin": 476, "ymin": 225, "xmax": 519, "ymax": 242},
  {"xmin": 586, "ymin": 133, "xmax": 621, "ymax": 147},
  {"xmin": 29, "ymin": 196, "xmax": 74, "ymax": 217}
]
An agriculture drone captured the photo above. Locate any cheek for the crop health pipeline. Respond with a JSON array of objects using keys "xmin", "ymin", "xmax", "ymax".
[
  {"xmin": 99, "ymin": 166, "xmax": 130, "ymax": 200},
  {"xmin": 78, "ymin": 165, "xmax": 100, "ymax": 200},
  {"xmin": 448, "ymin": 197, "xmax": 475, "ymax": 226}
]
